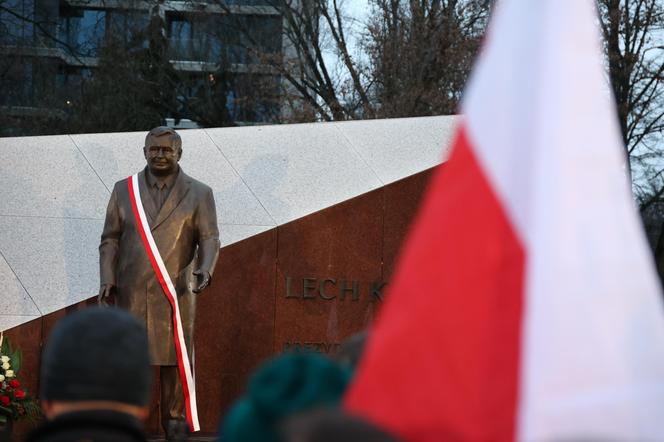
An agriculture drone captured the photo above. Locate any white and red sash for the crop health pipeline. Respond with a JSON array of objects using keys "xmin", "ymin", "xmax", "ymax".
[{"xmin": 127, "ymin": 174, "xmax": 200, "ymax": 432}]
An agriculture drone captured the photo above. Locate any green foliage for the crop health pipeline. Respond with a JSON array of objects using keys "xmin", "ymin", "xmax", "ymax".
[
  {"xmin": 21, "ymin": 398, "xmax": 42, "ymax": 423},
  {"xmin": 0, "ymin": 337, "xmax": 10, "ymax": 356},
  {"xmin": 0, "ymin": 336, "xmax": 41, "ymax": 422},
  {"xmin": 0, "ymin": 338, "xmax": 20, "ymax": 373}
]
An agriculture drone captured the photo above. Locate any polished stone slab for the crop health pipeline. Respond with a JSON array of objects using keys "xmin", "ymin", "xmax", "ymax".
[
  {"xmin": 336, "ymin": 115, "xmax": 456, "ymax": 185},
  {"xmin": 69, "ymin": 131, "xmax": 145, "ymax": 190},
  {"xmin": 205, "ymin": 123, "xmax": 383, "ymax": 225},
  {"xmin": 0, "ymin": 251, "xmax": 40, "ymax": 316},
  {"xmin": 0, "ymin": 315, "xmax": 40, "ymax": 332},
  {"xmin": 219, "ymin": 224, "xmax": 275, "ymax": 247},
  {"xmin": 274, "ymin": 189, "xmax": 384, "ymax": 354},
  {"xmin": 0, "ymin": 216, "xmax": 102, "ymax": 316},
  {"xmin": 0, "ymin": 135, "xmax": 110, "ymax": 219},
  {"xmin": 194, "ymin": 228, "xmax": 277, "ymax": 431}
]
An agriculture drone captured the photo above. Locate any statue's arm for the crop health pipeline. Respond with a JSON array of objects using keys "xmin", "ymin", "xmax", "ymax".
[
  {"xmin": 98, "ymin": 185, "xmax": 122, "ymax": 303},
  {"xmin": 193, "ymin": 186, "xmax": 220, "ymax": 293}
]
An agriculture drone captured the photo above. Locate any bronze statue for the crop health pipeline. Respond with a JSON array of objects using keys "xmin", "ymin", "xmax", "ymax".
[{"xmin": 98, "ymin": 126, "xmax": 220, "ymax": 440}]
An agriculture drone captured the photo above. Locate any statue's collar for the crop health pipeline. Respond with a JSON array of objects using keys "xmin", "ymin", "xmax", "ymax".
[{"xmin": 145, "ymin": 166, "xmax": 179, "ymax": 190}]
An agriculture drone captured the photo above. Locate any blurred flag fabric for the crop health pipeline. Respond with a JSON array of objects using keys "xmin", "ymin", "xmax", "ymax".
[{"xmin": 344, "ymin": 0, "xmax": 664, "ymax": 440}]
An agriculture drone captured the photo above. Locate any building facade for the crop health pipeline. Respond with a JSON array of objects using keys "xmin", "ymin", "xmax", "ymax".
[{"xmin": 0, "ymin": 0, "xmax": 284, "ymax": 135}]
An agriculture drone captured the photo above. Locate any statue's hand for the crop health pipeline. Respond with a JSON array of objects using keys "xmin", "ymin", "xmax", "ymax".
[
  {"xmin": 193, "ymin": 270, "xmax": 211, "ymax": 294},
  {"xmin": 98, "ymin": 284, "xmax": 116, "ymax": 306}
]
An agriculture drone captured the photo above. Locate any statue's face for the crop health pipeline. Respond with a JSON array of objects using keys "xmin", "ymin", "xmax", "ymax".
[{"xmin": 144, "ymin": 136, "xmax": 181, "ymax": 176}]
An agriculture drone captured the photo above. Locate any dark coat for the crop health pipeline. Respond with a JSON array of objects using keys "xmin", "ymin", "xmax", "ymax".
[
  {"xmin": 25, "ymin": 410, "xmax": 147, "ymax": 442},
  {"xmin": 99, "ymin": 168, "xmax": 220, "ymax": 365}
]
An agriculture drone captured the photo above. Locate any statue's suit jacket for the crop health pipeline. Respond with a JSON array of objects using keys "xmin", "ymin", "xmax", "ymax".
[{"xmin": 99, "ymin": 167, "xmax": 220, "ymax": 365}]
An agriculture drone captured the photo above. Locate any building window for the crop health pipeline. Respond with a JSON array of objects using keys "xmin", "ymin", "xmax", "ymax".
[
  {"xmin": 58, "ymin": 8, "xmax": 106, "ymax": 57},
  {"xmin": 243, "ymin": 15, "xmax": 282, "ymax": 55},
  {"xmin": 218, "ymin": 14, "xmax": 282, "ymax": 64},
  {"xmin": 0, "ymin": 0, "xmax": 35, "ymax": 45},
  {"xmin": 166, "ymin": 13, "xmax": 282, "ymax": 65},
  {"xmin": 106, "ymin": 10, "xmax": 148, "ymax": 49},
  {"xmin": 167, "ymin": 13, "xmax": 222, "ymax": 63},
  {"xmin": 168, "ymin": 14, "xmax": 192, "ymax": 41}
]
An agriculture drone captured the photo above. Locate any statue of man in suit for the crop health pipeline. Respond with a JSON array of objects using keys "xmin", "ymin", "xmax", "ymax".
[{"xmin": 98, "ymin": 126, "xmax": 220, "ymax": 440}]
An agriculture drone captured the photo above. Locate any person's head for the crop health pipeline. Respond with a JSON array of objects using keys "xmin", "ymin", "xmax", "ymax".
[
  {"xmin": 40, "ymin": 307, "xmax": 151, "ymax": 420},
  {"xmin": 282, "ymin": 408, "xmax": 400, "ymax": 442},
  {"xmin": 143, "ymin": 126, "xmax": 182, "ymax": 176},
  {"xmin": 220, "ymin": 352, "xmax": 351, "ymax": 442}
]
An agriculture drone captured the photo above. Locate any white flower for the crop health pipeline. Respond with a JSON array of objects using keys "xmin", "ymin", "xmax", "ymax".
[
  {"xmin": 5, "ymin": 370, "xmax": 14, "ymax": 378},
  {"xmin": 0, "ymin": 356, "xmax": 8, "ymax": 363},
  {"xmin": 0, "ymin": 375, "xmax": 4, "ymax": 382},
  {"xmin": 1, "ymin": 362, "xmax": 9, "ymax": 370}
]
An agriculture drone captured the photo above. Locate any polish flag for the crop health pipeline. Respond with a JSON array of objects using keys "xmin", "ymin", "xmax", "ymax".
[{"xmin": 344, "ymin": 0, "xmax": 664, "ymax": 440}]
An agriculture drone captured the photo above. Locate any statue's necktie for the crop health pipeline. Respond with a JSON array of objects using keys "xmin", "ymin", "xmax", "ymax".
[{"xmin": 156, "ymin": 182, "xmax": 167, "ymax": 211}]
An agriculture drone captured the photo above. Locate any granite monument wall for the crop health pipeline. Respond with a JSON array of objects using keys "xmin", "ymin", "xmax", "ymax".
[{"xmin": 4, "ymin": 166, "xmax": 435, "ymax": 437}]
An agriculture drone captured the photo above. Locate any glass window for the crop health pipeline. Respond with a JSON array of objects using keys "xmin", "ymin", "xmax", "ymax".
[
  {"xmin": 76, "ymin": 10, "xmax": 105, "ymax": 56},
  {"xmin": 106, "ymin": 10, "xmax": 149, "ymax": 49},
  {"xmin": 58, "ymin": 8, "xmax": 106, "ymax": 56},
  {"xmin": 215, "ymin": 14, "xmax": 282, "ymax": 64},
  {"xmin": 0, "ymin": 0, "xmax": 35, "ymax": 45},
  {"xmin": 245, "ymin": 15, "xmax": 282, "ymax": 54},
  {"xmin": 164, "ymin": 13, "xmax": 282, "ymax": 64},
  {"xmin": 167, "ymin": 14, "xmax": 192, "ymax": 61},
  {"xmin": 167, "ymin": 13, "xmax": 224, "ymax": 63},
  {"xmin": 168, "ymin": 15, "xmax": 192, "ymax": 40}
]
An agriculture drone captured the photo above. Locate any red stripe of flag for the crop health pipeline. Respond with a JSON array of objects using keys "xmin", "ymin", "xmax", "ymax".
[{"xmin": 344, "ymin": 126, "xmax": 525, "ymax": 440}]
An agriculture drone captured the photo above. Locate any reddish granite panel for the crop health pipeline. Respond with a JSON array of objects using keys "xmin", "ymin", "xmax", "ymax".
[
  {"xmin": 194, "ymin": 373, "xmax": 239, "ymax": 434},
  {"xmin": 144, "ymin": 367, "xmax": 162, "ymax": 435},
  {"xmin": 40, "ymin": 310, "xmax": 66, "ymax": 344},
  {"xmin": 3, "ymin": 167, "xmax": 434, "ymax": 439},
  {"xmin": 41, "ymin": 296, "xmax": 98, "ymax": 344},
  {"xmin": 275, "ymin": 189, "xmax": 385, "ymax": 356},
  {"xmin": 194, "ymin": 228, "xmax": 277, "ymax": 432},
  {"xmin": 383, "ymin": 167, "xmax": 436, "ymax": 279}
]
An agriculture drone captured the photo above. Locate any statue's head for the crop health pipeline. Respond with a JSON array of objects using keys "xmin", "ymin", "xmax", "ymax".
[{"xmin": 143, "ymin": 126, "xmax": 182, "ymax": 176}]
